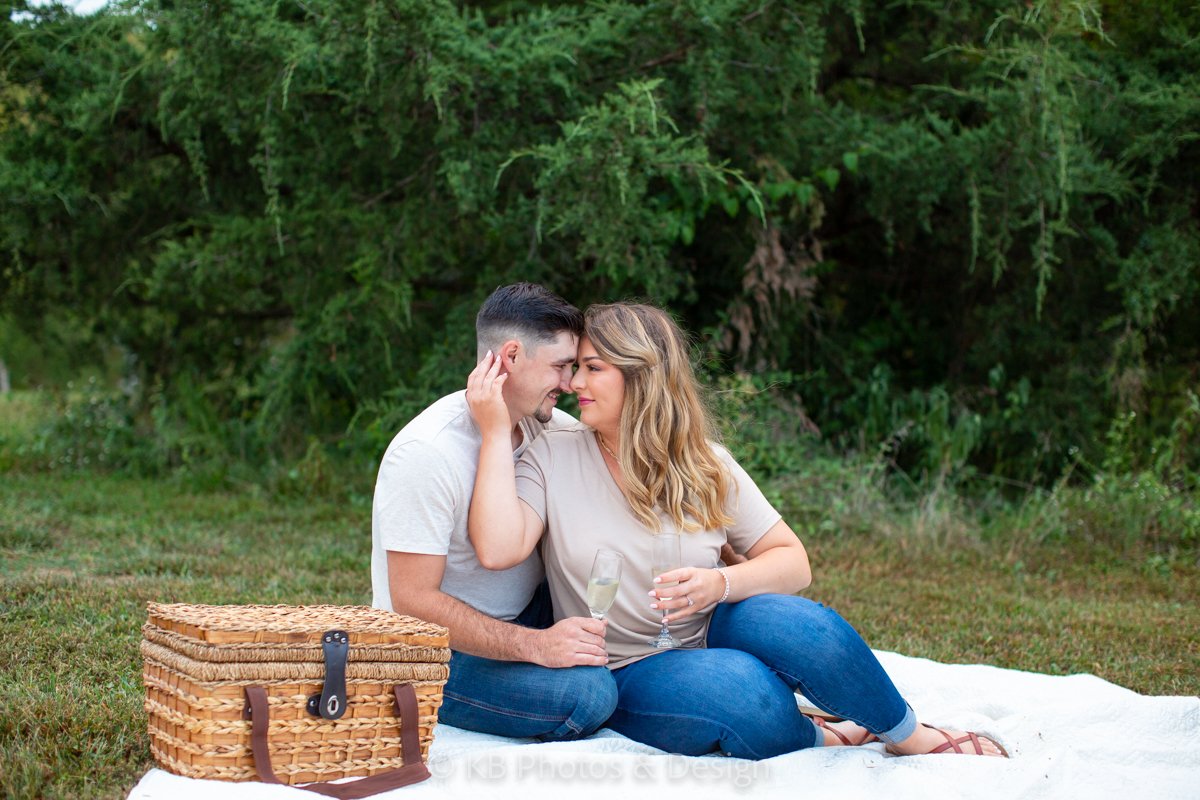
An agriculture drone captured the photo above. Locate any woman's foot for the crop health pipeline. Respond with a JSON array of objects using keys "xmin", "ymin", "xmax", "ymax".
[
  {"xmin": 812, "ymin": 716, "xmax": 878, "ymax": 747},
  {"xmin": 886, "ymin": 723, "xmax": 1007, "ymax": 757}
]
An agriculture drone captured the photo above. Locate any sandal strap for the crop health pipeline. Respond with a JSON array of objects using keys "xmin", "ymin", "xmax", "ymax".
[
  {"xmin": 814, "ymin": 716, "xmax": 854, "ymax": 747},
  {"xmin": 928, "ymin": 728, "xmax": 984, "ymax": 755}
]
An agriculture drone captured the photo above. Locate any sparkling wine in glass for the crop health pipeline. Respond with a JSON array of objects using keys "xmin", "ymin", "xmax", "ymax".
[
  {"xmin": 647, "ymin": 533, "xmax": 682, "ymax": 648},
  {"xmin": 586, "ymin": 549, "xmax": 624, "ymax": 620}
]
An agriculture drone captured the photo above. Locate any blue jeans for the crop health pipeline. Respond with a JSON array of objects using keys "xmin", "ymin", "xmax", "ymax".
[
  {"xmin": 607, "ymin": 594, "xmax": 917, "ymax": 759},
  {"xmin": 438, "ymin": 582, "xmax": 618, "ymax": 740}
]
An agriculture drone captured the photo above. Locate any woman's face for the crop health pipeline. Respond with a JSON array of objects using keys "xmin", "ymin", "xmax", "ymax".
[{"xmin": 570, "ymin": 335, "xmax": 625, "ymax": 434}]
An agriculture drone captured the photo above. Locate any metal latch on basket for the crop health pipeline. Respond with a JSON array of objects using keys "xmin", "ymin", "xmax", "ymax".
[{"xmin": 305, "ymin": 629, "xmax": 349, "ymax": 720}]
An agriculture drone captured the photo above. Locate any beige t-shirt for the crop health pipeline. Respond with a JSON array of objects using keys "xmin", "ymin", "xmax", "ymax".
[{"xmin": 515, "ymin": 425, "xmax": 782, "ymax": 669}]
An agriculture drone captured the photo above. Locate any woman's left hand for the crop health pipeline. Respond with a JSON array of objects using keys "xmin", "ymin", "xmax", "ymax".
[
  {"xmin": 466, "ymin": 351, "xmax": 512, "ymax": 438},
  {"xmin": 649, "ymin": 567, "xmax": 726, "ymax": 623}
]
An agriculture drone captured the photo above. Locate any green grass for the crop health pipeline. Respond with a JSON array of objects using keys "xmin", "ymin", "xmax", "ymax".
[
  {"xmin": 0, "ymin": 390, "xmax": 51, "ymax": 441},
  {"xmin": 0, "ymin": 472, "xmax": 375, "ymax": 800},
  {"xmin": 808, "ymin": 537, "xmax": 1199, "ymax": 695},
  {"xmin": 1, "ymin": 466, "xmax": 1197, "ymax": 799}
]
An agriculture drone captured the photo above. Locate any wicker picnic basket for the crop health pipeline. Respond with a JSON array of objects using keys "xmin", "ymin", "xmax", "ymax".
[{"xmin": 142, "ymin": 603, "xmax": 450, "ymax": 795}]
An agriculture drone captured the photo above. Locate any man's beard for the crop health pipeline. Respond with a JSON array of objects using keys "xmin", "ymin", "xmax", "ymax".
[{"xmin": 533, "ymin": 394, "xmax": 557, "ymax": 424}]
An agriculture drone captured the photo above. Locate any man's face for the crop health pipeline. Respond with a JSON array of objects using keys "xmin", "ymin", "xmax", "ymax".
[{"xmin": 507, "ymin": 331, "xmax": 578, "ymax": 423}]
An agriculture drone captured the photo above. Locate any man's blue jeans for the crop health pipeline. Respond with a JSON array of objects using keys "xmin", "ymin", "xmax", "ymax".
[
  {"xmin": 606, "ymin": 594, "xmax": 918, "ymax": 759},
  {"xmin": 438, "ymin": 583, "xmax": 618, "ymax": 740}
]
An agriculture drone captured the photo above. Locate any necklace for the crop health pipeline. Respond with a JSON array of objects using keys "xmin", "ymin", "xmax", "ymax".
[{"xmin": 596, "ymin": 432, "xmax": 619, "ymax": 461}]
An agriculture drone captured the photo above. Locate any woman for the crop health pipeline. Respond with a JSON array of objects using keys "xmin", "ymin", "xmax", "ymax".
[{"xmin": 466, "ymin": 302, "xmax": 1007, "ymax": 760}]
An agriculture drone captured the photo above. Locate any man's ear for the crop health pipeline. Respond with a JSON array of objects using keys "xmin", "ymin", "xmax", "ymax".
[{"xmin": 498, "ymin": 340, "xmax": 521, "ymax": 373}]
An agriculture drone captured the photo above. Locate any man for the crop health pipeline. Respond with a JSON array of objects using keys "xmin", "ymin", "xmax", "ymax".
[{"xmin": 371, "ymin": 283, "xmax": 617, "ymax": 740}]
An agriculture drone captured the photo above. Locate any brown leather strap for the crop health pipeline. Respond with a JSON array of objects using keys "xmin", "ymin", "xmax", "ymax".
[
  {"xmin": 244, "ymin": 687, "xmax": 281, "ymax": 786},
  {"xmin": 244, "ymin": 684, "xmax": 431, "ymax": 797},
  {"xmin": 392, "ymin": 684, "xmax": 423, "ymax": 769}
]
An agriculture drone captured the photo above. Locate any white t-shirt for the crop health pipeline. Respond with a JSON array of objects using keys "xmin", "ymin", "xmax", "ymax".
[
  {"xmin": 371, "ymin": 390, "xmax": 575, "ymax": 620},
  {"xmin": 515, "ymin": 425, "xmax": 782, "ymax": 669}
]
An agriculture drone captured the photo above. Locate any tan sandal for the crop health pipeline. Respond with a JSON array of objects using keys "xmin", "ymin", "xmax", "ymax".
[
  {"xmin": 813, "ymin": 715, "xmax": 879, "ymax": 747},
  {"xmin": 887, "ymin": 723, "xmax": 1008, "ymax": 757}
]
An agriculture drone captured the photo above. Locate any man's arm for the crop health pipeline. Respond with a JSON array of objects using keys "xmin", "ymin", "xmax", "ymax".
[{"xmin": 387, "ymin": 550, "xmax": 608, "ymax": 668}]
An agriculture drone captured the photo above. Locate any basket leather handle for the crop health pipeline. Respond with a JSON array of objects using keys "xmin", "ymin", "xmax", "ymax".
[{"xmin": 244, "ymin": 684, "xmax": 431, "ymax": 797}]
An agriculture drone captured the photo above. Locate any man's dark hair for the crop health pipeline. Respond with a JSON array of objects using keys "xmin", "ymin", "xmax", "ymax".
[{"xmin": 475, "ymin": 283, "xmax": 583, "ymax": 357}]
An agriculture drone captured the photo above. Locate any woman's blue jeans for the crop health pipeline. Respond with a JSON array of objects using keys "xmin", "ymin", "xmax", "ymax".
[
  {"xmin": 438, "ymin": 582, "xmax": 618, "ymax": 741},
  {"xmin": 606, "ymin": 594, "xmax": 917, "ymax": 759}
]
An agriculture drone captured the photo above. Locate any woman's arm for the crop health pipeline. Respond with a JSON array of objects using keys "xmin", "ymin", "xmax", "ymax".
[
  {"xmin": 653, "ymin": 520, "xmax": 811, "ymax": 622},
  {"xmin": 465, "ymin": 352, "xmax": 546, "ymax": 570}
]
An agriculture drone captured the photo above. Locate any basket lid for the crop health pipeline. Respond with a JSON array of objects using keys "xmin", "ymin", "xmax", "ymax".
[{"xmin": 147, "ymin": 603, "xmax": 449, "ymax": 650}]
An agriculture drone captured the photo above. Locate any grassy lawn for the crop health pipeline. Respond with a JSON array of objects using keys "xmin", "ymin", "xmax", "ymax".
[{"xmin": 1, "ymin": 465, "xmax": 1197, "ymax": 799}]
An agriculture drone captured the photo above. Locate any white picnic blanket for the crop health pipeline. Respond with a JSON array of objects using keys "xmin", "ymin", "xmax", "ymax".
[{"xmin": 127, "ymin": 650, "xmax": 1200, "ymax": 800}]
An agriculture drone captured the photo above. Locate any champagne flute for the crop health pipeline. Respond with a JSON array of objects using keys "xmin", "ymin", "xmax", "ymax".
[
  {"xmin": 647, "ymin": 533, "xmax": 682, "ymax": 648},
  {"xmin": 586, "ymin": 549, "xmax": 624, "ymax": 620}
]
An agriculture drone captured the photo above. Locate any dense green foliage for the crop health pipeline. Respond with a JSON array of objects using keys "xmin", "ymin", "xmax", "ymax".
[{"xmin": 2, "ymin": 1, "xmax": 1197, "ymax": 509}]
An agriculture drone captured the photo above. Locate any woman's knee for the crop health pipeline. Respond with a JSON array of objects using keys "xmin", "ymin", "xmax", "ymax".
[
  {"xmin": 713, "ymin": 593, "xmax": 824, "ymax": 630},
  {"xmin": 711, "ymin": 594, "xmax": 862, "ymax": 654}
]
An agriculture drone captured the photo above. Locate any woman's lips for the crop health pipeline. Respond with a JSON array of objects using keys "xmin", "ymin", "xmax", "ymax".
[{"xmin": 578, "ymin": 398, "xmax": 594, "ymax": 405}]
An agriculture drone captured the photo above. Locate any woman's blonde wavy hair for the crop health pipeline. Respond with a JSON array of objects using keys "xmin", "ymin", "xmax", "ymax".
[{"xmin": 584, "ymin": 303, "xmax": 733, "ymax": 533}]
